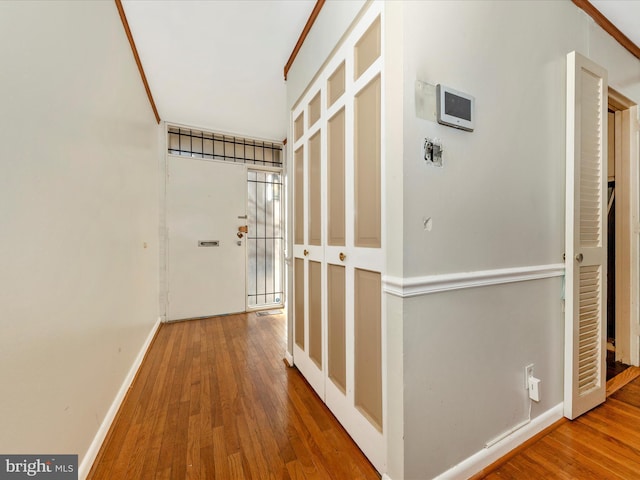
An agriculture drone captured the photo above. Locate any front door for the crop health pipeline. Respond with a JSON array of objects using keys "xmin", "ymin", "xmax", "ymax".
[{"xmin": 167, "ymin": 157, "xmax": 246, "ymax": 320}]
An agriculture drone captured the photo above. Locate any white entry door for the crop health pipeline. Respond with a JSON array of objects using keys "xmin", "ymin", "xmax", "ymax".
[
  {"xmin": 564, "ymin": 51, "xmax": 608, "ymax": 419},
  {"xmin": 167, "ymin": 157, "xmax": 246, "ymax": 320}
]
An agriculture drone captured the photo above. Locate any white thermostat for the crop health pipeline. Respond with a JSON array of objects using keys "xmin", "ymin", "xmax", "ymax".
[{"xmin": 436, "ymin": 84, "xmax": 474, "ymax": 131}]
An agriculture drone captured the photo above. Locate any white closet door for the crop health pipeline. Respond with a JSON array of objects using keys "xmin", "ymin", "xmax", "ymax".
[
  {"xmin": 565, "ymin": 51, "xmax": 608, "ymax": 420},
  {"xmin": 292, "ymin": 3, "xmax": 385, "ymax": 473},
  {"xmin": 292, "ymin": 110, "xmax": 326, "ymax": 399}
]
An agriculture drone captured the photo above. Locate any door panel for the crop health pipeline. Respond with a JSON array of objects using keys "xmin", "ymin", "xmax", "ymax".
[
  {"xmin": 167, "ymin": 158, "xmax": 246, "ymax": 320},
  {"xmin": 309, "ymin": 260, "xmax": 323, "ymax": 368},
  {"xmin": 294, "ymin": 147, "xmax": 304, "ymax": 245},
  {"xmin": 309, "ymin": 132, "xmax": 322, "ymax": 246},
  {"xmin": 294, "ymin": 258, "xmax": 305, "ymax": 349},
  {"xmin": 328, "ymin": 62, "xmax": 346, "ymax": 108},
  {"xmin": 354, "ymin": 16, "xmax": 381, "ymax": 80},
  {"xmin": 354, "ymin": 75, "xmax": 381, "ymax": 248},
  {"xmin": 565, "ymin": 51, "xmax": 608, "ymax": 419},
  {"xmin": 308, "ymin": 91, "xmax": 321, "ymax": 128},
  {"xmin": 328, "ymin": 108, "xmax": 346, "ymax": 246},
  {"xmin": 294, "ymin": 113, "xmax": 304, "ymax": 142},
  {"xmin": 328, "ymin": 264, "xmax": 347, "ymax": 392},
  {"xmin": 354, "ymin": 268, "xmax": 382, "ymax": 431}
]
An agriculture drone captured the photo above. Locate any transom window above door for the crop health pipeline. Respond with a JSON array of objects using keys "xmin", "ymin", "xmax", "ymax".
[{"xmin": 167, "ymin": 126, "xmax": 283, "ymax": 167}]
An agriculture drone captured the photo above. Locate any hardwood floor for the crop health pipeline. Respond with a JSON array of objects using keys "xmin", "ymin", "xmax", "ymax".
[
  {"xmin": 87, "ymin": 312, "xmax": 379, "ymax": 480},
  {"xmin": 479, "ymin": 367, "xmax": 640, "ymax": 479}
]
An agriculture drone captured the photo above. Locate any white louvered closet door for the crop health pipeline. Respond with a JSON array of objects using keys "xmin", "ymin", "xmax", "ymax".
[{"xmin": 565, "ymin": 51, "xmax": 608, "ymax": 420}]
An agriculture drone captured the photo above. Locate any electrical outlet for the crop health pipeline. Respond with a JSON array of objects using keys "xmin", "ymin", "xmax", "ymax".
[
  {"xmin": 528, "ymin": 376, "xmax": 541, "ymax": 402},
  {"xmin": 524, "ymin": 364, "xmax": 534, "ymax": 389}
]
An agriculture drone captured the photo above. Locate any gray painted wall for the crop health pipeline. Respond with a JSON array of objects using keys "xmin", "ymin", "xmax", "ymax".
[
  {"xmin": 403, "ymin": 279, "xmax": 564, "ymax": 478},
  {"xmin": 400, "ymin": 1, "xmax": 640, "ymax": 478}
]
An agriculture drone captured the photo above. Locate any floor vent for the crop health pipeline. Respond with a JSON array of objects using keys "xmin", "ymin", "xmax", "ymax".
[{"xmin": 256, "ymin": 310, "xmax": 284, "ymax": 317}]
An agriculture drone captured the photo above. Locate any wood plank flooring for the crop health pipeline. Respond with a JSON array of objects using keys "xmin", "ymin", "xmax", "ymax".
[
  {"xmin": 87, "ymin": 312, "xmax": 379, "ymax": 480},
  {"xmin": 480, "ymin": 368, "xmax": 640, "ymax": 479}
]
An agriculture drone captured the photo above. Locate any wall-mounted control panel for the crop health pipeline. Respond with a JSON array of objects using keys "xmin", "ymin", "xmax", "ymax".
[{"xmin": 436, "ymin": 84, "xmax": 475, "ymax": 131}]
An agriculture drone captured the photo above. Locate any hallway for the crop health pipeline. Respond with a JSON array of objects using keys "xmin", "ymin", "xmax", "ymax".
[{"xmin": 87, "ymin": 312, "xmax": 379, "ymax": 480}]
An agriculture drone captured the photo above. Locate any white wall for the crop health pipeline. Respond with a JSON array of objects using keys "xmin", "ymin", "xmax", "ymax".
[
  {"xmin": 400, "ymin": 1, "xmax": 640, "ymax": 478},
  {"xmin": 0, "ymin": 0, "xmax": 160, "ymax": 466},
  {"xmin": 286, "ymin": 0, "xmax": 367, "ymax": 112}
]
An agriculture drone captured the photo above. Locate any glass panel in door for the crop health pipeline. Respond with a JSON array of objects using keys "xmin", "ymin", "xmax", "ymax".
[{"xmin": 247, "ymin": 170, "xmax": 283, "ymax": 308}]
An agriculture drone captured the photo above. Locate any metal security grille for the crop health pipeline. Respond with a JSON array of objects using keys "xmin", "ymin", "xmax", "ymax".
[
  {"xmin": 247, "ymin": 171, "xmax": 284, "ymax": 308},
  {"xmin": 167, "ymin": 126, "xmax": 282, "ymax": 167}
]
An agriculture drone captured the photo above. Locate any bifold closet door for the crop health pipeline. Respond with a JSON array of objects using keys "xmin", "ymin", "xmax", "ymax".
[
  {"xmin": 292, "ymin": 108, "xmax": 325, "ymax": 398},
  {"xmin": 292, "ymin": 4, "xmax": 385, "ymax": 473},
  {"xmin": 565, "ymin": 51, "xmax": 608, "ymax": 420}
]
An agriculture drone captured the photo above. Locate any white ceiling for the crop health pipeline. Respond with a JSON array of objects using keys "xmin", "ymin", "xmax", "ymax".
[
  {"xmin": 123, "ymin": 1, "xmax": 639, "ymax": 143},
  {"xmin": 122, "ymin": 0, "xmax": 315, "ymax": 141},
  {"xmin": 591, "ymin": 0, "xmax": 640, "ymax": 49}
]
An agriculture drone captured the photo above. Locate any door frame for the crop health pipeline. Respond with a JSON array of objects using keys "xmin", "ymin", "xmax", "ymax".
[
  {"xmin": 608, "ymin": 88, "xmax": 640, "ymax": 367},
  {"xmin": 161, "ymin": 121, "xmax": 285, "ymax": 320}
]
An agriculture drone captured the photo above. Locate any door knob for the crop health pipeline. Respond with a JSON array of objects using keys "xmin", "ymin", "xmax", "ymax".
[
  {"xmin": 575, "ymin": 253, "xmax": 583, "ymax": 263},
  {"xmin": 304, "ymin": 249, "xmax": 309, "ymax": 256},
  {"xmin": 339, "ymin": 252, "xmax": 346, "ymax": 262}
]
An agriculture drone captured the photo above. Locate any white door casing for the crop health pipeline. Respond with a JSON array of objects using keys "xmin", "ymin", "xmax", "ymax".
[
  {"xmin": 167, "ymin": 157, "xmax": 246, "ymax": 320},
  {"xmin": 565, "ymin": 51, "xmax": 608, "ymax": 420}
]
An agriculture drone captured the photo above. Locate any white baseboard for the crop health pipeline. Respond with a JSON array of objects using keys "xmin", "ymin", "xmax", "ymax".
[
  {"xmin": 78, "ymin": 316, "xmax": 162, "ymax": 480},
  {"xmin": 382, "ymin": 474, "xmax": 393, "ymax": 480},
  {"xmin": 433, "ymin": 403, "xmax": 564, "ymax": 479}
]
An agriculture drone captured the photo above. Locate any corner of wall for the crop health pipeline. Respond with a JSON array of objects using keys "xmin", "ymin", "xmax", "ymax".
[{"xmin": 383, "ymin": 2, "xmax": 405, "ymax": 478}]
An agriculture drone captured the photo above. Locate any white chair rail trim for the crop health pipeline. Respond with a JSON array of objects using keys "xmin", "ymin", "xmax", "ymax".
[{"xmin": 383, "ymin": 263, "xmax": 565, "ymax": 298}]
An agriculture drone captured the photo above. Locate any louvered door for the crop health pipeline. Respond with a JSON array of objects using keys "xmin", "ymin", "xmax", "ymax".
[{"xmin": 564, "ymin": 51, "xmax": 608, "ymax": 419}]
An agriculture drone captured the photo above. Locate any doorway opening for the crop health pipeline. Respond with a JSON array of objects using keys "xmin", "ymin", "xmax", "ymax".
[
  {"xmin": 606, "ymin": 90, "xmax": 639, "ymax": 379},
  {"xmin": 164, "ymin": 124, "xmax": 284, "ymax": 319}
]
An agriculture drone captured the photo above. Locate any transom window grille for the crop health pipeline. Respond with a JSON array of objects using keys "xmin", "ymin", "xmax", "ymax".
[
  {"xmin": 168, "ymin": 126, "xmax": 282, "ymax": 167},
  {"xmin": 247, "ymin": 170, "xmax": 284, "ymax": 308}
]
